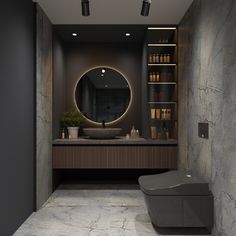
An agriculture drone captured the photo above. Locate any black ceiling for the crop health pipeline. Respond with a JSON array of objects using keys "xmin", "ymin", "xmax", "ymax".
[{"xmin": 53, "ymin": 25, "xmax": 147, "ymax": 43}]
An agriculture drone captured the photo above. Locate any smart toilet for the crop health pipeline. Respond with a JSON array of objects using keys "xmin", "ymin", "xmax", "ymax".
[{"xmin": 138, "ymin": 171, "xmax": 213, "ymax": 232}]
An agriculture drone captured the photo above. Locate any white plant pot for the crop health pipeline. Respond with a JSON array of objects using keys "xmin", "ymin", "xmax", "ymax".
[{"xmin": 67, "ymin": 127, "xmax": 79, "ymax": 139}]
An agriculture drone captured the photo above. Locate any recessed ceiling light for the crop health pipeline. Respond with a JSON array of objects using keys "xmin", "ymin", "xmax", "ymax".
[
  {"xmin": 102, "ymin": 69, "xmax": 106, "ymax": 73},
  {"xmin": 72, "ymin": 33, "xmax": 78, "ymax": 37},
  {"xmin": 105, "ymin": 85, "xmax": 108, "ymax": 88},
  {"xmin": 125, "ymin": 33, "xmax": 131, "ymax": 37},
  {"xmin": 101, "ymin": 74, "xmax": 104, "ymax": 77}
]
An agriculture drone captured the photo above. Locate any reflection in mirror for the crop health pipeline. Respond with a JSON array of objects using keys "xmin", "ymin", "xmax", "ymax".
[{"xmin": 75, "ymin": 67, "xmax": 131, "ymax": 124}]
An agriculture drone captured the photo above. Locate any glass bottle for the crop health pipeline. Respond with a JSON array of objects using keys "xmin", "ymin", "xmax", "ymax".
[
  {"xmin": 163, "ymin": 54, "xmax": 167, "ymax": 63},
  {"xmin": 167, "ymin": 54, "xmax": 170, "ymax": 63},
  {"xmin": 160, "ymin": 55, "xmax": 163, "ymax": 63},
  {"xmin": 149, "ymin": 54, "xmax": 153, "ymax": 63},
  {"xmin": 152, "ymin": 54, "xmax": 156, "ymax": 63}
]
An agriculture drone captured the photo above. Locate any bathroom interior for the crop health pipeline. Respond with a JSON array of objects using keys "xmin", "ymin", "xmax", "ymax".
[{"xmin": 1, "ymin": 0, "xmax": 236, "ymax": 235}]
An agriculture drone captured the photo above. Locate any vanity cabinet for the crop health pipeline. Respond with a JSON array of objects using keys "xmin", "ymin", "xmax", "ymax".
[{"xmin": 52, "ymin": 139, "xmax": 177, "ymax": 169}]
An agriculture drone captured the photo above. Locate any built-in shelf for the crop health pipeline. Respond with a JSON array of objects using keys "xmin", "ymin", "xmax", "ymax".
[
  {"xmin": 148, "ymin": 101, "xmax": 177, "ymax": 104},
  {"xmin": 148, "ymin": 82, "xmax": 177, "ymax": 85},
  {"xmin": 147, "ymin": 27, "xmax": 177, "ymax": 30},
  {"xmin": 148, "ymin": 44, "xmax": 177, "ymax": 47},
  {"xmin": 146, "ymin": 26, "xmax": 178, "ymax": 141},
  {"xmin": 148, "ymin": 63, "xmax": 177, "ymax": 66}
]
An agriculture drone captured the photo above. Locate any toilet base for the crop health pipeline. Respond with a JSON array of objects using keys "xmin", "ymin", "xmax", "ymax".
[{"xmin": 143, "ymin": 193, "xmax": 213, "ymax": 232}]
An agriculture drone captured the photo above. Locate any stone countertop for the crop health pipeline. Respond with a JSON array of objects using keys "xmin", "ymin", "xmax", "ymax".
[{"xmin": 53, "ymin": 137, "xmax": 178, "ymax": 146}]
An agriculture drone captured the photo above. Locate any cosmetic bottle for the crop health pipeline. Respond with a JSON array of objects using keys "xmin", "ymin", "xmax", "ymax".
[
  {"xmin": 61, "ymin": 129, "xmax": 65, "ymax": 139},
  {"xmin": 130, "ymin": 126, "xmax": 136, "ymax": 138},
  {"xmin": 160, "ymin": 55, "xmax": 164, "ymax": 63}
]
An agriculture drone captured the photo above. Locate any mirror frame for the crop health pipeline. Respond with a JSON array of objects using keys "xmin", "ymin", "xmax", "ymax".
[{"xmin": 73, "ymin": 66, "xmax": 133, "ymax": 125}]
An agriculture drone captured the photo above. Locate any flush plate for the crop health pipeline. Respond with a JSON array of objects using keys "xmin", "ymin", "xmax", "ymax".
[{"xmin": 198, "ymin": 122, "xmax": 209, "ymax": 139}]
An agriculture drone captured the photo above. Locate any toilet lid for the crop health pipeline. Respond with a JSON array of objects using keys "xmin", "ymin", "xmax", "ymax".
[{"xmin": 138, "ymin": 171, "xmax": 211, "ymax": 196}]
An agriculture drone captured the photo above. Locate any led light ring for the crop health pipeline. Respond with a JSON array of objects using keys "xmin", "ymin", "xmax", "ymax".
[{"xmin": 73, "ymin": 66, "xmax": 133, "ymax": 126}]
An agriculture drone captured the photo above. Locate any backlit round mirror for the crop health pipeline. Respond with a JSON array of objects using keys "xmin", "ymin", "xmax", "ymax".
[{"xmin": 75, "ymin": 67, "xmax": 132, "ymax": 124}]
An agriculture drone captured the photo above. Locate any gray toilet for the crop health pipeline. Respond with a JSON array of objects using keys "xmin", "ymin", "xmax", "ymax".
[{"xmin": 138, "ymin": 171, "xmax": 213, "ymax": 232}]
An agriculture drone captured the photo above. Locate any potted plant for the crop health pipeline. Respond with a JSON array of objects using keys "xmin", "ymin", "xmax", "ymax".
[{"xmin": 60, "ymin": 110, "xmax": 85, "ymax": 139}]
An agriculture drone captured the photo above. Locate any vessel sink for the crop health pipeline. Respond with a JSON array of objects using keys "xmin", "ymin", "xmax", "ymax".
[{"xmin": 83, "ymin": 128, "xmax": 122, "ymax": 139}]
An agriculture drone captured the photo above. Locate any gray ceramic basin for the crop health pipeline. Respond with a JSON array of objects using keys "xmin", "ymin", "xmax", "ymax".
[{"xmin": 83, "ymin": 128, "xmax": 122, "ymax": 139}]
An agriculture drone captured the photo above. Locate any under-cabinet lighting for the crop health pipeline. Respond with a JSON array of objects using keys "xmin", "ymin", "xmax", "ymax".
[
  {"xmin": 148, "ymin": 64, "xmax": 177, "ymax": 66},
  {"xmin": 148, "ymin": 101, "xmax": 177, "ymax": 104},
  {"xmin": 148, "ymin": 44, "xmax": 176, "ymax": 47},
  {"xmin": 148, "ymin": 27, "xmax": 176, "ymax": 30},
  {"xmin": 148, "ymin": 82, "xmax": 177, "ymax": 85}
]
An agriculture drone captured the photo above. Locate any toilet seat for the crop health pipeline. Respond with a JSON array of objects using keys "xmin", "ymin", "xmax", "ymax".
[{"xmin": 139, "ymin": 170, "xmax": 211, "ymax": 196}]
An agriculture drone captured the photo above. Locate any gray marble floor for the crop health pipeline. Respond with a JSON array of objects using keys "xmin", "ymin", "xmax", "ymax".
[{"xmin": 14, "ymin": 185, "xmax": 211, "ymax": 236}]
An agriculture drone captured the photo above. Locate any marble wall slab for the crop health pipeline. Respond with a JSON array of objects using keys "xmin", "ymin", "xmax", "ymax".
[
  {"xmin": 36, "ymin": 5, "xmax": 53, "ymax": 209},
  {"xmin": 179, "ymin": 0, "xmax": 236, "ymax": 235}
]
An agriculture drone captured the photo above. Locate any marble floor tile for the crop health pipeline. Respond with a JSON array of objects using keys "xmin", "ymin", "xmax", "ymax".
[{"xmin": 14, "ymin": 187, "xmax": 211, "ymax": 236}]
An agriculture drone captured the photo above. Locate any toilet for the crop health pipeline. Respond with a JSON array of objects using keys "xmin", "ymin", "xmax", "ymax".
[{"xmin": 138, "ymin": 171, "xmax": 213, "ymax": 232}]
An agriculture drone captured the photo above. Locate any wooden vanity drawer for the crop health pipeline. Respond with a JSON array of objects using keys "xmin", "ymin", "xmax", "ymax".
[{"xmin": 53, "ymin": 145, "xmax": 177, "ymax": 169}]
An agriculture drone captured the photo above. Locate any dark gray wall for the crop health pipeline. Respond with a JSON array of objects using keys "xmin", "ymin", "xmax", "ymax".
[
  {"xmin": 63, "ymin": 43, "xmax": 142, "ymax": 135},
  {"xmin": 179, "ymin": 0, "xmax": 236, "ymax": 235},
  {"xmin": 0, "ymin": 0, "xmax": 35, "ymax": 235},
  {"xmin": 53, "ymin": 33, "xmax": 66, "ymax": 139}
]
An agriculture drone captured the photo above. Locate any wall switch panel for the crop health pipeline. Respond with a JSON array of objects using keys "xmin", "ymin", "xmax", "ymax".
[{"xmin": 198, "ymin": 122, "xmax": 209, "ymax": 139}]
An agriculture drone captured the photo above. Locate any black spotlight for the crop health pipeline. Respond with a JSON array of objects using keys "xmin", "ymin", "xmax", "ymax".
[
  {"xmin": 81, "ymin": 0, "xmax": 90, "ymax": 16},
  {"xmin": 141, "ymin": 0, "xmax": 151, "ymax": 16}
]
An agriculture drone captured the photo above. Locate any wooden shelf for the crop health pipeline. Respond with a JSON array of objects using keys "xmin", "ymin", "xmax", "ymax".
[
  {"xmin": 151, "ymin": 119, "xmax": 178, "ymax": 122},
  {"xmin": 148, "ymin": 44, "xmax": 177, "ymax": 47},
  {"xmin": 148, "ymin": 82, "xmax": 177, "ymax": 85},
  {"xmin": 148, "ymin": 63, "xmax": 177, "ymax": 66},
  {"xmin": 148, "ymin": 27, "xmax": 177, "ymax": 30},
  {"xmin": 148, "ymin": 101, "xmax": 177, "ymax": 104}
]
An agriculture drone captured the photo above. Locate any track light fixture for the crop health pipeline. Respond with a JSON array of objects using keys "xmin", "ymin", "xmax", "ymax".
[
  {"xmin": 141, "ymin": 0, "xmax": 151, "ymax": 16},
  {"xmin": 81, "ymin": 0, "xmax": 90, "ymax": 16}
]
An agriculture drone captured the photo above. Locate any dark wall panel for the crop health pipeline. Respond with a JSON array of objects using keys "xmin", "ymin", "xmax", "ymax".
[
  {"xmin": 63, "ymin": 43, "xmax": 142, "ymax": 136},
  {"xmin": 0, "ymin": 0, "xmax": 35, "ymax": 235},
  {"xmin": 53, "ymin": 33, "xmax": 66, "ymax": 139}
]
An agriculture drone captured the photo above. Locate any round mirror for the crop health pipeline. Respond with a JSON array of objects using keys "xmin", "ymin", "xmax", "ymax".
[{"xmin": 75, "ymin": 67, "xmax": 132, "ymax": 124}]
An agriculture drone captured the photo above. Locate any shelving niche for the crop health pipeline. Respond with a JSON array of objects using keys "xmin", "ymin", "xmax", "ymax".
[{"xmin": 146, "ymin": 27, "xmax": 178, "ymax": 141}]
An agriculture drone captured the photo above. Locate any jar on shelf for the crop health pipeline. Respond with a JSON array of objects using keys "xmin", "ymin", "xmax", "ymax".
[
  {"xmin": 160, "ymin": 55, "xmax": 164, "ymax": 63},
  {"xmin": 155, "ymin": 54, "xmax": 159, "ymax": 63},
  {"xmin": 156, "ymin": 72, "xmax": 160, "ymax": 81},
  {"xmin": 167, "ymin": 54, "xmax": 171, "ymax": 63},
  {"xmin": 163, "ymin": 54, "xmax": 167, "ymax": 63},
  {"xmin": 150, "ymin": 72, "xmax": 153, "ymax": 81},
  {"xmin": 152, "ymin": 54, "xmax": 156, "ymax": 63},
  {"xmin": 149, "ymin": 55, "xmax": 153, "ymax": 63}
]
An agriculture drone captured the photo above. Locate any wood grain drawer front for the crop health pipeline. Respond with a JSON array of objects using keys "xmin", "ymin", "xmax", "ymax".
[
  {"xmin": 107, "ymin": 146, "xmax": 177, "ymax": 169},
  {"xmin": 53, "ymin": 146, "xmax": 107, "ymax": 168},
  {"xmin": 53, "ymin": 146, "xmax": 177, "ymax": 169}
]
